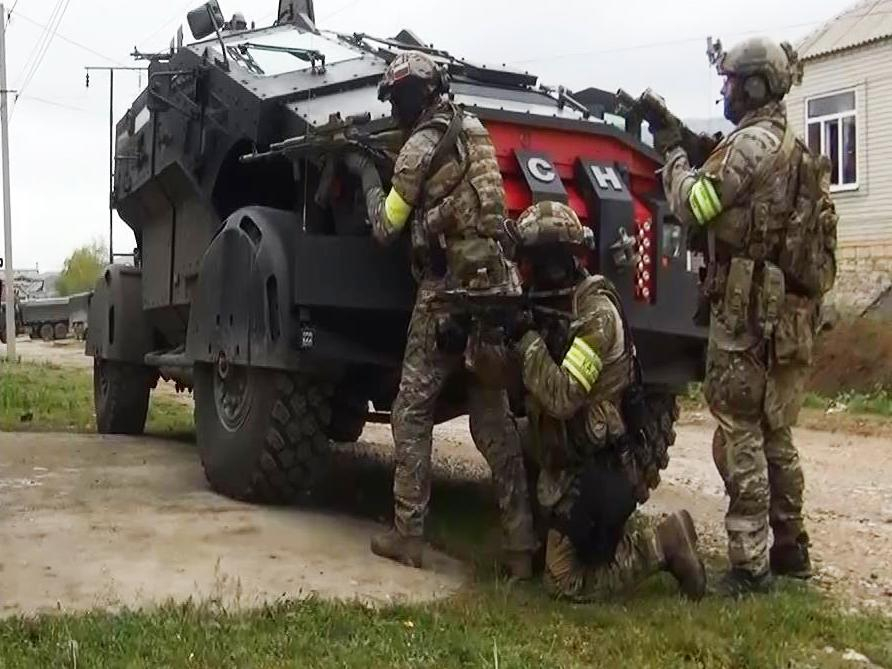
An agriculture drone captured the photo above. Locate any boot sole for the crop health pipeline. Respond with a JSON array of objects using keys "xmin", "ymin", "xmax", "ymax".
[{"xmin": 664, "ymin": 511, "xmax": 707, "ymax": 601}]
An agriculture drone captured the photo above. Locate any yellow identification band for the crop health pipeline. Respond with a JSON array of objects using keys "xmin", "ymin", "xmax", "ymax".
[
  {"xmin": 688, "ymin": 177, "xmax": 722, "ymax": 225},
  {"xmin": 561, "ymin": 337, "xmax": 602, "ymax": 393},
  {"xmin": 384, "ymin": 188, "xmax": 412, "ymax": 232}
]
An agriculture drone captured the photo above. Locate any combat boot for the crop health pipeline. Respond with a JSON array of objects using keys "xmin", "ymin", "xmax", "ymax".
[
  {"xmin": 656, "ymin": 510, "xmax": 707, "ymax": 601},
  {"xmin": 770, "ymin": 540, "xmax": 812, "ymax": 580},
  {"xmin": 716, "ymin": 568, "xmax": 774, "ymax": 597},
  {"xmin": 370, "ymin": 528, "xmax": 423, "ymax": 568},
  {"xmin": 501, "ymin": 551, "xmax": 534, "ymax": 581}
]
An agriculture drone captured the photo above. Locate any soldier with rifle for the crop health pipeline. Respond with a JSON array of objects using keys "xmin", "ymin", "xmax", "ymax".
[
  {"xmin": 645, "ymin": 37, "xmax": 838, "ymax": 595},
  {"xmin": 498, "ymin": 201, "xmax": 706, "ymax": 601},
  {"xmin": 340, "ymin": 51, "xmax": 536, "ymax": 576}
]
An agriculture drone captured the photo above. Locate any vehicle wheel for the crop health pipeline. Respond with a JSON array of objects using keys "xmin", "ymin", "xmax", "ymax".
[
  {"xmin": 94, "ymin": 358, "xmax": 154, "ymax": 435},
  {"xmin": 0, "ymin": 328, "xmax": 5, "ymax": 344},
  {"xmin": 54, "ymin": 322, "xmax": 69, "ymax": 340},
  {"xmin": 194, "ymin": 362, "xmax": 333, "ymax": 504},
  {"xmin": 326, "ymin": 395, "xmax": 368, "ymax": 443},
  {"xmin": 632, "ymin": 392, "xmax": 680, "ymax": 502},
  {"xmin": 29, "ymin": 327, "xmax": 40, "ymax": 339},
  {"xmin": 39, "ymin": 323, "xmax": 54, "ymax": 341}
]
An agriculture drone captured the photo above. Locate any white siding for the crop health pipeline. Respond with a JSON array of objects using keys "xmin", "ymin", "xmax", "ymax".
[{"xmin": 786, "ymin": 40, "xmax": 892, "ymax": 251}]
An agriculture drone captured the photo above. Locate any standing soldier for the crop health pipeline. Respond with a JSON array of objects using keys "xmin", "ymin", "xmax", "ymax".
[
  {"xmin": 655, "ymin": 38, "xmax": 838, "ymax": 594},
  {"xmin": 342, "ymin": 51, "xmax": 536, "ymax": 576},
  {"xmin": 508, "ymin": 201, "xmax": 706, "ymax": 601}
]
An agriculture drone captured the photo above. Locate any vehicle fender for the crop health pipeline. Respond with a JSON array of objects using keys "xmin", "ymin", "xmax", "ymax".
[
  {"xmin": 186, "ymin": 206, "xmax": 302, "ymax": 370},
  {"xmin": 86, "ymin": 265, "xmax": 155, "ymax": 362}
]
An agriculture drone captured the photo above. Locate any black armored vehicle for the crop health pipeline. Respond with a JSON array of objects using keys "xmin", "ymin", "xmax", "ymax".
[{"xmin": 87, "ymin": 0, "xmax": 705, "ymax": 502}]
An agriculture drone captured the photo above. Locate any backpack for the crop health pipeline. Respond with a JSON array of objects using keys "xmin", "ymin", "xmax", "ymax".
[{"xmin": 778, "ymin": 138, "xmax": 838, "ymax": 298}]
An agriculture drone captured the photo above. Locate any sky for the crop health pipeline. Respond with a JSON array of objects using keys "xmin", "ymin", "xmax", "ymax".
[{"xmin": 0, "ymin": 0, "xmax": 855, "ymax": 270}]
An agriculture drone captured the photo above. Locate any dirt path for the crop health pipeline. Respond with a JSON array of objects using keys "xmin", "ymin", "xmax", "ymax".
[{"xmin": 0, "ymin": 433, "xmax": 465, "ymax": 618}]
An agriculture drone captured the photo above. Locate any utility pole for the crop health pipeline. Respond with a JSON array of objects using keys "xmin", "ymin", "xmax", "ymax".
[
  {"xmin": 85, "ymin": 66, "xmax": 144, "ymax": 265},
  {"xmin": 1, "ymin": 3, "xmax": 16, "ymax": 360}
]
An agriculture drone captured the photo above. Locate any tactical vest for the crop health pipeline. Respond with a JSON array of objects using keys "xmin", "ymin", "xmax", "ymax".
[
  {"xmin": 705, "ymin": 109, "xmax": 834, "ymax": 359},
  {"xmin": 412, "ymin": 103, "xmax": 510, "ymax": 290}
]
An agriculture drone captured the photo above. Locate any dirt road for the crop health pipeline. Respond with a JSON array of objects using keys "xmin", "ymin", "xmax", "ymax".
[{"xmin": 0, "ymin": 433, "xmax": 465, "ymax": 617}]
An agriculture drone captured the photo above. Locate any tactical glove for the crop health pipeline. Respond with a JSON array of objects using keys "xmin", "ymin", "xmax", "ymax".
[
  {"xmin": 505, "ymin": 309, "xmax": 536, "ymax": 342},
  {"xmin": 653, "ymin": 124, "xmax": 683, "ymax": 158}
]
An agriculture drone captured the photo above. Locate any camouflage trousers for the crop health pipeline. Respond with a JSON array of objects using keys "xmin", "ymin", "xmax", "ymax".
[
  {"xmin": 391, "ymin": 286, "xmax": 536, "ymax": 553},
  {"xmin": 705, "ymin": 340, "xmax": 809, "ymax": 577},
  {"xmin": 544, "ymin": 513, "xmax": 663, "ymax": 601}
]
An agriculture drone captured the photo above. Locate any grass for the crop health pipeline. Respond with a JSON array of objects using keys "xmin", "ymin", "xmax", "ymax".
[
  {"xmin": 0, "ymin": 359, "xmax": 194, "ymax": 435},
  {"xmin": 684, "ymin": 382, "xmax": 892, "ymax": 419},
  {"xmin": 803, "ymin": 388, "xmax": 892, "ymax": 418},
  {"xmin": 0, "ymin": 578, "xmax": 889, "ymax": 668}
]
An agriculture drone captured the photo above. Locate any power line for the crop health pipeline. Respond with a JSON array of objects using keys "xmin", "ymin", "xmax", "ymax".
[
  {"xmin": 508, "ymin": 12, "xmax": 892, "ymax": 65},
  {"xmin": 11, "ymin": 10, "xmax": 124, "ymax": 66},
  {"xmin": 14, "ymin": 0, "xmax": 65, "ymax": 89},
  {"xmin": 134, "ymin": 0, "xmax": 195, "ymax": 50},
  {"xmin": 16, "ymin": 0, "xmax": 71, "ymax": 100}
]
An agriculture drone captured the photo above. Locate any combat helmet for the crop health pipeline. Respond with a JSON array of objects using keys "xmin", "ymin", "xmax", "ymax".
[
  {"xmin": 514, "ymin": 201, "xmax": 594, "ymax": 249},
  {"xmin": 377, "ymin": 51, "xmax": 449, "ymax": 102},
  {"xmin": 708, "ymin": 37, "xmax": 802, "ymax": 99}
]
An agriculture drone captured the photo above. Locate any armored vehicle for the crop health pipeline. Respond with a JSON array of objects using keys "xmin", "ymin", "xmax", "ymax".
[{"xmin": 87, "ymin": 0, "xmax": 706, "ymax": 502}]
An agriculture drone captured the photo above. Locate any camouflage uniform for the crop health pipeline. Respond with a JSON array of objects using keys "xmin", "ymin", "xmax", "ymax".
[
  {"xmin": 516, "ymin": 274, "xmax": 665, "ymax": 599},
  {"xmin": 512, "ymin": 202, "xmax": 703, "ymax": 600},
  {"xmin": 662, "ymin": 101, "xmax": 815, "ymax": 578},
  {"xmin": 360, "ymin": 53, "xmax": 535, "ymax": 555}
]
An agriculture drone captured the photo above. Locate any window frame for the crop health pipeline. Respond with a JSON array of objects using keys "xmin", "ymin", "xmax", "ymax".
[{"xmin": 804, "ymin": 87, "xmax": 859, "ymax": 193}]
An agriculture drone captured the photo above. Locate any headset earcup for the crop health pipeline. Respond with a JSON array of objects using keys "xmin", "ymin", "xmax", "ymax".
[{"xmin": 744, "ymin": 75, "xmax": 767, "ymax": 103}]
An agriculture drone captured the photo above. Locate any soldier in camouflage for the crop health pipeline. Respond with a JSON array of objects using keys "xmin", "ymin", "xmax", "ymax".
[
  {"xmin": 342, "ymin": 51, "xmax": 536, "ymax": 575},
  {"xmin": 508, "ymin": 201, "xmax": 706, "ymax": 601},
  {"xmin": 655, "ymin": 37, "xmax": 835, "ymax": 595}
]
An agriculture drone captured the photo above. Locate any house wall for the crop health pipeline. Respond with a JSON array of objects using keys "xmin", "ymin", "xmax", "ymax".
[{"xmin": 787, "ymin": 40, "xmax": 892, "ymax": 314}]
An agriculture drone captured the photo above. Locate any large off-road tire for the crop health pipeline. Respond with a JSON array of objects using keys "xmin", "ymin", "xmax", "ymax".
[
  {"xmin": 194, "ymin": 363, "xmax": 333, "ymax": 504},
  {"xmin": 93, "ymin": 359, "xmax": 153, "ymax": 435},
  {"xmin": 634, "ymin": 392, "xmax": 680, "ymax": 500},
  {"xmin": 0, "ymin": 328, "xmax": 6, "ymax": 344},
  {"xmin": 39, "ymin": 323, "xmax": 54, "ymax": 342},
  {"xmin": 53, "ymin": 322, "xmax": 69, "ymax": 340},
  {"xmin": 326, "ymin": 395, "xmax": 368, "ymax": 443}
]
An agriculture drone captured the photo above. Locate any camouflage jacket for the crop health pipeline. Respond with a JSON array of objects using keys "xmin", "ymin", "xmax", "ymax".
[
  {"xmin": 515, "ymin": 274, "xmax": 633, "ymax": 507},
  {"xmin": 366, "ymin": 101, "xmax": 510, "ymax": 289},
  {"xmin": 662, "ymin": 102, "xmax": 820, "ymax": 350}
]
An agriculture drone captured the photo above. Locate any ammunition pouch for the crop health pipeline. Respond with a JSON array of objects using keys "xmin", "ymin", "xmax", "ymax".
[
  {"xmin": 757, "ymin": 261, "xmax": 785, "ymax": 338},
  {"xmin": 719, "ymin": 256, "xmax": 755, "ymax": 336},
  {"xmin": 773, "ymin": 295, "xmax": 816, "ymax": 367}
]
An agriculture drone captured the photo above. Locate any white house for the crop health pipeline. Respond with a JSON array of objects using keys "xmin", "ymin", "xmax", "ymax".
[{"xmin": 787, "ymin": 0, "xmax": 892, "ymax": 312}]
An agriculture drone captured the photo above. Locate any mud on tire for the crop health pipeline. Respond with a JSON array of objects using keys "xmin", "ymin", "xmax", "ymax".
[
  {"xmin": 94, "ymin": 359, "xmax": 154, "ymax": 435},
  {"xmin": 194, "ymin": 364, "xmax": 333, "ymax": 504}
]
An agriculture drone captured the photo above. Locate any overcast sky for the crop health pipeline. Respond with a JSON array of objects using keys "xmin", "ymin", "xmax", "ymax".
[{"xmin": 1, "ymin": 0, "xmax": 854, "ymax": 270}]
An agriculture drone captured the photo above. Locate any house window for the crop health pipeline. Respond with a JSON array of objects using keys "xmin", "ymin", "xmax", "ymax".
[{"xmin": 806, "ymin": 90, "xmax": 857, "ymax": 190}]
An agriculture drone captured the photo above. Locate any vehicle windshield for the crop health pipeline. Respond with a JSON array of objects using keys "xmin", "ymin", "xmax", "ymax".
[{"xmin": 223, "ymin": 30, "xmax": 360, "ymax": 77}]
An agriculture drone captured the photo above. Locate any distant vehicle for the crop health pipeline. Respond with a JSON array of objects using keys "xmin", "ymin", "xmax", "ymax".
[
  {"xmin": 20, "ymin": 293, "xmax": 90, "ymax": 341},
  {"xmin": 87, "ymin": 0, "xmax": 706, "ymax": 503}
]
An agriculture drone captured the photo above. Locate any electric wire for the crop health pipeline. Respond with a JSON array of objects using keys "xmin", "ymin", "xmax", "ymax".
[
  {"xmin": 17, "ymin": 0, "xmax": 71, "ymax": 101},
  {"xmin": 11, "ymin": 11, "xmax": 124, "ymax": 65}
]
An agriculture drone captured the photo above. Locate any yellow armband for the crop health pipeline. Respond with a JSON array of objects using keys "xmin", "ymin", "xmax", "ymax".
[
  {"xmin": 688, "ymin": 177, "xmax": 722, "ymax": 225},
  {"xmin": 561, "ymin": 337, "xmax": 602, "ymax": 392},
  {"xmin": 384, "ymin": 188, "xmax": 412, "ymax": 232}
]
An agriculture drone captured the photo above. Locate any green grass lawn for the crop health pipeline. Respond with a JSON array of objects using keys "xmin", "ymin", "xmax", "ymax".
[
  {"xmin": 0, "ymin": 359, "xmax": 194, "ymax": 435},
  {"xmin": 0, "ymin": 579, "xmax": 889, "ymax": 668}
]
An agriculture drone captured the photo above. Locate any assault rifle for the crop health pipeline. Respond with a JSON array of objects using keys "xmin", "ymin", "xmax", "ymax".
[
  {"xmin": 434, "ymin": 287, "xmax": 574, "ymax": 344},
  {"xmin": 615, "ymin": 88, "xmax": 723, "ymax": 168},
  {"xmin": 240, "ymin": 111, "xmax": 404, "ymax": 165},
  {"xmin": 240, "ymin": 111, "xmax": 404, "ymax": 206}
]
